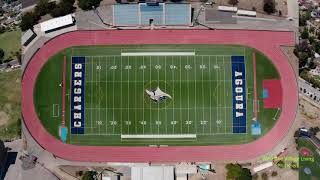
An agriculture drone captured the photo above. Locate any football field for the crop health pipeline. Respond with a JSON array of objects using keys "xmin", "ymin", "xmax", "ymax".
[
  {"xmin": 83, "ymin": 53, "xmax": 234, "ymax": 136},
  {"xmin": 34, "ymin": 44, "xmax": 282, "ymax": 146}
]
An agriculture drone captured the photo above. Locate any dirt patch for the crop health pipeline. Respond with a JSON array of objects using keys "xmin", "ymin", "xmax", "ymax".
[
  {"xmin": 216, "ymin": 0, "xmax": 288, "ymax": 16},
  {"xmin": 0, "ymin": 111, "xmax": 9, "ymax": 127},
  {"xmin": 300, "ymin": 98, "xmax": 320, "ymax": 125}
]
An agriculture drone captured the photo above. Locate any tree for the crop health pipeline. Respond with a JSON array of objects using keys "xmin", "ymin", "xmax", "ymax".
[
  {"xmin": 308, "ymin": 36, "xmax": 315, "ymax": 44},
  {"xmin": 263, "ymin": 0, "xmax": 275, "ymax": 14},
  {"xmin": 301, "ymin": 28, "xmax": 310, "ymax": 39},
  {"xmin": 0, "ymin": 48, "xmax": 4, "ymax": 63},
  {"xmin": 299, "ymin": 52, "xmax": 309, "ymax": 68},
  {"xmin": 225, "ymin": 163, "xmax": 252, "ymax": 180},
  {"xmin": 14, "ymin": 50, "xmax": 21, "ymax": 64},
  {"xmin": 314, "ymin": 41, "xmax": 320, "ymax": 54},
  {"xmin": 228, "ymin": 0, "xmax": 239, "ymax": 6},
  {"xmin": 237, "ymin": 168, "xmax": 252, "ymax": 180},
  {"xmin": 299, "ymin": 15, "xmax": 307, "ymax": 26},
  {"xmin": 309, "ymin": 59, "xmax": 317, "ymax": 69},
  {"xmin": 271, "ymin": 171, "xmax": 278, "ymax": 176},
  {"xmin": 34, "ymin": 0, "xmax": 50, "ymax": 17},
  {"xmin": 276, "ymin": 160, "xmax": 285, "ymax": 168},
  {"xmin": 20, "ymin": 12, "xmax": 38, "ymax": 31},
  {"xmin": 82, "ymin": 171, "xmax": 97, "ymax": 180},
  {"xmin": 261, "ymin": 172, "xmax": 268, "ymax": 180},
  {"xmin": 309, "ymin": 126, "xmax": 320, "ymax": 135},
  {"xmin": 309, "ymin": 27, "xmax": 315, "ymax": 33},
  {"xmin": 0, "ymin": 139, "xmax": 7, "ymax": 164},
  {"xmin": 305, "ymin": 10, "xmax": 312, "ymax": 21},
  {"xmin": 300, "ymin": 69, "xmax": 310, "ymax": 81},
  {"xmin": 78, "ymin": 0, "xmax": 102, "ymax": 11},
  {"xmin": 50, "ymin": 0, "xmax": 75, "ymax": 17}
]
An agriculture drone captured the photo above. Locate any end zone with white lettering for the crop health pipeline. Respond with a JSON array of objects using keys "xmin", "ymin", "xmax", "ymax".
[
  {"xmin": 71, "ymin": 56, "xmax": 86, "ymax": 134},
  {"xmin": 231, "ymin": 56, "xmax": 247, "ymax": 133}
]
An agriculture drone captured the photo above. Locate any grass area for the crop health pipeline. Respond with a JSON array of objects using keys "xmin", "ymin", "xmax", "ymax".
[
  {"xmin": 0, "ymin": 70, "xmax": 21, "ymax": 140},
  {"xmin": 34, "ymin": 44, "xmax": 280, "ymax": 146},
  {"xmin": 298, "ymin": 138, "xmax": 320, "ymax": 180},
  {"xmin": 0, "ymin": 30, "xmax": 21, "ymax": 60},
  {"xmin": 34, "ymin": 53, "xmax": 64, "ymax": 138}
]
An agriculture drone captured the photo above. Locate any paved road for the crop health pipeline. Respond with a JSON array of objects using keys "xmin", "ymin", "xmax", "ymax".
[
  {"xmin": 287, "ymin": 0, "xmax": 299, "ymax": 27},
  {"xmin": 4, "ymin": 140, "xmax": 59, "ymax": 180}
]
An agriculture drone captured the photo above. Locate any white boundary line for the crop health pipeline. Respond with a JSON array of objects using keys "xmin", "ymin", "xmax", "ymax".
[{"xmin": 82, "ymin": 54, "xmax": 241, "ymax": 136}]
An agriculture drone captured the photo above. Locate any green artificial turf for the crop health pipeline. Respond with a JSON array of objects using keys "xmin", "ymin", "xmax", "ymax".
[{"xmin": 33, "ymin": 44, "xmax": 280, "ymax": 146}]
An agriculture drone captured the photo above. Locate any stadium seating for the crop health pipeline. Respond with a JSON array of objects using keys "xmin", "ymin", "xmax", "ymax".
[
  {"xmin": 165, "ymin": 4, "xmax": 190, "ymax": 25},
  {"xmin": 113, "ymin": 3, "xmax": 191, "ymax": 26},
  {"xmin": 113, "ymin": 4, "xmax": 140, "ymax": 26}
]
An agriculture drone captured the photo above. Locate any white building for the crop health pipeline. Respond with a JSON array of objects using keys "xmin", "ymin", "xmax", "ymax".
[{"xmin": 40, "ymin": 14, "xmax": 75, "ymax": 33}]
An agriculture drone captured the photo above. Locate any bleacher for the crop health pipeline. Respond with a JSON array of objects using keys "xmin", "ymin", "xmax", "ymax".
[
  {"xmin": 140, "ymin": 3, "xmax": 164, "ymax": 25},
  {"xmin": 165, "ymin": 4, "xmax": 191, "ymax": 25},
  {"xmin": 113, "ymin": 4, "xmax": 139, "ymax": 26},
  {"xmin": 113, "ymin": 3, "xmax": 191, "ymax": 26}
]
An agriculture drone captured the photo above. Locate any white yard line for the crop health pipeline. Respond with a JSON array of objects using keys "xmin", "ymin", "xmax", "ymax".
[
  {"xmin": 149, "ymin": 57, "xmax": 152, "ymax": 135},
  {"xmin": 121, "ymin": 52, "xmax": 195, "ymax": 56},
  {"xmin": 187, "ymin": 56, "xmax": 190, "ymax": 133},
  {"xmin": 112, "ymin": 57, "xmax": 116, "ymax": 134},
  {"xmin": 194, "ymin": 56, "xmax": 197, "ymax": 134},
  {"xmin": 201, "ymin": 56, "xmax": 205, "ymax": 134},
  {"xmin": 209, "ymin": 56, "xmax": 212, "ymax": 134},
  {"xmin": 180, "ymin": 56, "xmax": 182, "ymax": 134},
  {"xmin": 134, "ymin": 57, "xmax": 138, "ymax": 134},
  {"xmin": 172, "ymin": 57, "xmax": 175, "ymax": 134},
  {"xmin": 98, "ymin": 57, "xmax": 101, "ymax": 134},
  {"xmin": 223, "ymin": 56, "xmax": 227, "ymax": 133},
  {"xmin": 90, "ymin": 57, "xmax": 94, "ymax": 131},
  {"xmin": 105, "ymin": 57, "xmax": 108, "ymax": 133},
  {"xmin": 120, "ymin": 55, "xmax": 123, "ymax": 134},
  {"xmin": 165, "ymin": 56, "xmax": 167, "ymax": 134},
  {"xmin": 216, "ymin": 56, "xmax": 219, "ymax": 133},
  {"xmin": 142, "ymin": 57, "xmax": 145, "ymax": 134},
  {"xmin": 127, "ymin": 56, "xmax": 130, "ymax": 134},
  {"xmin": 157, "ymin": 56, "xmax": 160, "ymax": 134}
]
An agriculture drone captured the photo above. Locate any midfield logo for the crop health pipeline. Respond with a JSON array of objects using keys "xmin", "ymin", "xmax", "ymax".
[{"xmin": 145, "ymin": 87, "xmax": 172, "ymax": 103}]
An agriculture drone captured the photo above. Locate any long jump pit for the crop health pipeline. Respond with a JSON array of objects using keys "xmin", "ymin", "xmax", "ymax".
[{"xmin": 22, "ymin": 30, "xmax": 298, "ymax": 162}]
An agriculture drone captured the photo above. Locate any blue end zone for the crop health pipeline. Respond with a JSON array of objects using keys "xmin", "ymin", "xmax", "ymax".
[
  {"xmin": 263, "ymin": 89, "xmax": 268, "ymax": 99},
  {"xmin": 231, "ymin": 56, "xmax": 247, "ymax": 133},
  {"xmin": 71, "ymin": 56, "xmax": 85, "ymax": 134},
  {"xmin": 251, "ymin": 121, "xmax": 261, "ymax": 135}
]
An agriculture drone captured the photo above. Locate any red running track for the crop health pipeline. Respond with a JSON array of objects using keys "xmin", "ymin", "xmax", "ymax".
[{"xmin": 22, "ymin": 30, "xmax": 297, "ymax": 162}]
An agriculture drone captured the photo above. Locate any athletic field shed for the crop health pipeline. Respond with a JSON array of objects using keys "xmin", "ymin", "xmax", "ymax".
[{"xmin": 113, "ymin": 3, "xmax": 191, "ymax": 26}]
